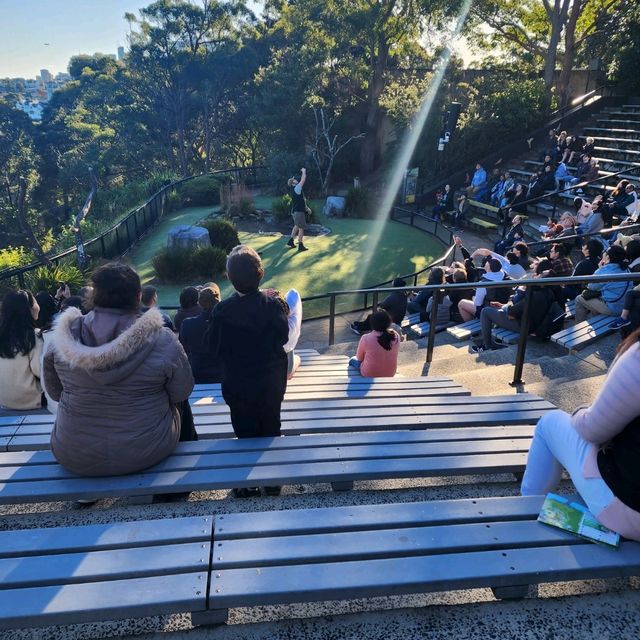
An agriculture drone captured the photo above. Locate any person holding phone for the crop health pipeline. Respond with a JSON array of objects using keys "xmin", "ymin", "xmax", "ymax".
[{"xmin": 54, "ymin": 281, "xmax": 71, "ymax": 308}]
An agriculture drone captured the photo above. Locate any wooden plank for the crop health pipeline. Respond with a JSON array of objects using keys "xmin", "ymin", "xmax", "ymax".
[
  {"xmin": 0, "ymin": 516, "xmax": 212, "ymax": 558},
  {"xmin": 207, "ymin": 543, "xmax": 640, "ymax": 609},
  {"xmin": 0, "ymin": 572, "xmax": 207, "ymax": 630},
  {"xmin": 215, "ymin": 494, "xmax": 546, "ymax": 540},
  {"xmin": 0, "ymin": 438, "xmax": 532, "ymax": 484},
  {"xmin": 0, "ymin": 542, "xmax": 209, "ymax": 589},
  {"xmin": 492, "ymin": 328, "xmax": 520, "ymax": 345},
  {"xmin": 0, "ymin": 426, "xmax": 535, "ymax": 468},
  {"xmin": 0, "ymin": 417, "xmax": 23, "ymax": 427},
  {"xmin": 551, "ymin": 315, "xmax": 614, "ymax": 342},
  {"xmin": 551, "ymin": 315, "xmax": 616, "ymax": 349},
  {"xmin": 447, "ymin": 320, "xmax": 481, "ymax": 341},
  {"xmin": 0, "ymin": 452, "xmax": 529, "ymax": 504},
  {"xmin": 213, "ymin": 519, "xmax": 578, "ymax": 569},
  {"xmin": 408, "ymin": 322, "xmax": 451, "ymax": 337}
]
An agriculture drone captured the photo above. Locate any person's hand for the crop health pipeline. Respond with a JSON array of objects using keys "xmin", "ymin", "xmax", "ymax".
[
  {"xmin": 301, "ymin": 167, "xmax": 306, "ymax": 173},
  {"xmin": 490, "ymin": 301, "xmax": 503, "ymax": 308}
]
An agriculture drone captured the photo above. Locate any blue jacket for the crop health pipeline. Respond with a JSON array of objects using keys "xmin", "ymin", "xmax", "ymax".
[
  {"xmin": 588, "ymin": 263, "xmax": 631, "ymax": 314},
  {"xmin": 555, "ymin": 163, "xmax": 570, "ymax": 180},
  {"xmin": 471, "ymin": 168, "xmax": 487, "ymax": 188},
  {"xmin": 180, "ymin": 310, "xmax": 224, "ymax": 384}
]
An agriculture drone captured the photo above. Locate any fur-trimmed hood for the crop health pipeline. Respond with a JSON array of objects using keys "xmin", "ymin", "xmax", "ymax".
[{"xmin": 52, "ymin": 307, "xmax": 166, "ymax": 382}]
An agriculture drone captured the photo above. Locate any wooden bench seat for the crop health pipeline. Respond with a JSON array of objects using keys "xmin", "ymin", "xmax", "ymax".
[
  {"xmin": 492, "ymin": 328, "xmax": 520, "ymax": 345},
  {"xmin": 405, "ymin": 320, "xmax": 453, "ymax": 338},
  {"xmin": 1, "ymin": 394, "xmax": 554, "ymax": 452},
  {"xmin": 198, "ymin": 495, "xmax": 640, "ymax": 624},
  {"xmin": 468, "ymin": 217, "xmax": 498, "ymax": 233},
  {"xmin": 447, "ymin": 319, "xmax": 481, "ymax": 341},
  {"xmin": 550, "ymin": 314, "xmax": 617, "ymax": 351},
  {"xmin": 0, "ymin": 426, "xmax": 537, "ymax": 505},
  {"xmin": 0, "ymin": 516, "xmax": 212, "ymax": 630}
]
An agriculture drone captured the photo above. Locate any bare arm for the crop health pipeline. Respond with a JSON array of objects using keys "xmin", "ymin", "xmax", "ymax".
[{"xmin": 298, "ymin": 167, "xmax": 307, "ymax": 189}]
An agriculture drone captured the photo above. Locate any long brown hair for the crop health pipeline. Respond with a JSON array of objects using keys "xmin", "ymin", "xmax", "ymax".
[{"xmin": 617, "ymin": 326, "xmax": 640, "ymax": 357}]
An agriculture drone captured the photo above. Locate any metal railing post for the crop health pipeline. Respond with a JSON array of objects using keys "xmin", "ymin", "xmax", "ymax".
[
  {"xmin": 17, "ymin": 271, "xmax": 25, "ymax": 288},
  {"xmin": 328, "ymin": 295, "xmax": 336, "ymax": 346},
  {"xmin": 100, "ymin": 235, "xmax": 106, "ymax": 258},
  {"xmin": 372, "ymin": 292, "xmax": 379, "ymax": 312},
  {"xmin": 426, "ymin": 289, "xmax": 441, "ymax": 363},
  {"xmin": 511, "ymin": 286, "xmax": 534, "ymax": 386}
]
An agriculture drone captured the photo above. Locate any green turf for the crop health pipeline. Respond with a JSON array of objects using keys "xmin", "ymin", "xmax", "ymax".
[{"xmin": 127, "ymin": 196, "xmax": 443, "ymax": 317}]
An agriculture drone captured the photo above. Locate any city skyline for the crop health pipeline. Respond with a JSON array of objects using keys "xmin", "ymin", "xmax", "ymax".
[{"xmin": 0, "ymin": 1, "xmax": 153, "ymax": 78}]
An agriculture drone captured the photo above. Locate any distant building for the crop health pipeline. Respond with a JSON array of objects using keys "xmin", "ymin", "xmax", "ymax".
[
  {"xmin": 117, "ymin": 46, "xmax": 125, "ymax": 61},
  {"xmin": 15, "ymin": 100, "xmax": 43, "ymax": 121},
  {"xmin": 39, "ymin": 69, "xmax": 53, "ymax": 83}
]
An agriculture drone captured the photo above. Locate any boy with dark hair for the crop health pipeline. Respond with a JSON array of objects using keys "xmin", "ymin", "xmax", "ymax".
[{"xmin": 208, "ymin": 245, "xmax": 289, "ymax": 497}]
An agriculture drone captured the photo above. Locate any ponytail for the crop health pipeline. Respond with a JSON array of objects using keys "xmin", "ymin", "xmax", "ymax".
[{"xmin": 370, "ymin": 310, "xmax": 397, "ymax": 351}]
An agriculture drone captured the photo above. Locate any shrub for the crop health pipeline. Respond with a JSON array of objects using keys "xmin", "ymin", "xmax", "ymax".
[
  {"xmin": 198, "ymin": 219, "xmax": 240, "ymax": 252},
  {"xmin": 190, "ymin": 246, "xmax": 227, "ymax": 280},
  {"xmin": 25, "ymin": 264, "xmax": 86, "ymax": 295},
  {"xmin": 179, "ymin": 176, "xmax": 221, "ymax": 207},
  {"xmin": 345, "ymin": 187, "xmax": 373, "ymax": 218},
  {"xmin": 220, "ymin": 183, "xmax": 255, "ymax": 218},
  {"xmin": 0, "ymin": 246, "xmax": 33, "ymax": 272},
  {"xmin": 271, "ymin": 194, "xmax": 292, "ymax": 222}
]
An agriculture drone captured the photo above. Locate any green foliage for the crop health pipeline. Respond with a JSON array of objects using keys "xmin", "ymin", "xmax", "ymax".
[
  {"xmin": 179, "ymin": 176, "xmax": 221, "ymax": 207},
  {"xmin": 271, "ymin": 194, "xmax": 292, "ymax": 223},
  {"xmin": 25, "ymin": 264, "xmax": 85, "ymax": 295},
  {"xmin": 0, "ymin": 247, "xmax": 33, "ymax": 271},
  {"xmin": 198, "ymin": 219, "xmax": 240, "ymax": 252},
  {"xmin": 152, "ymin": 246, "xmax": 227, "ymax": 283},
  {"xmin": 345, "ymin": 187, "xmax": 374, "ymax": 219}
]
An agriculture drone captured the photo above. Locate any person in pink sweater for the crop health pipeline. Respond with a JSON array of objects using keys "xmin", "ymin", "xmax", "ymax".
[
  {"xmin": 521, "ymin": 327, "xmax": 640, "ymax": 541},
  {"xmin": 348, "ymin": 310, "xmax": 400, "ymax": 377}
]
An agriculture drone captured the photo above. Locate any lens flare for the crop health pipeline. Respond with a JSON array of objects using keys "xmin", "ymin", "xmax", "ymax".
[{"xmin": 356, "ymin": 0, "xmax": 473, "ymax": 286}]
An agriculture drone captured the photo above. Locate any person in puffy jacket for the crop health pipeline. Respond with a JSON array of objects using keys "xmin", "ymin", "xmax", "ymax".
[{"xmin": 44, "ymin": 263, "xmax": 194, "ymax": 477}]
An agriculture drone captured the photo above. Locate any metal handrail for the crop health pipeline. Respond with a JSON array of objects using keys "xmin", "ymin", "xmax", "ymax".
[
  {"xmin": 525, "ymin": 221, "xmax": 640, "ymax": 250},
  {"xmin": 325, "ymin": 270, "xmax": 640, "ymax": 384}
]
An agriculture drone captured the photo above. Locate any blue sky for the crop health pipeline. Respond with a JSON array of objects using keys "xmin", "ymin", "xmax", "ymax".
[{"xmin": 0, "ymin": 0, "xmax": 261, "ymax": 78}]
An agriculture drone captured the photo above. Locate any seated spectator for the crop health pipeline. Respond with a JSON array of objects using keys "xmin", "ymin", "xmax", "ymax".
[
  {"xmin": 563, "ymin": 239, "xmax": 603, "ymax": 301},
  {"xmin": 563, "ymin": 134, "xmax": 583, "ymax": 165},
  {"xmin": 554, "ymin": 160, "xmax": 571, "ymax": 189},
  {"xmin": 141, "ymin": 284, "xmax": 174, "ymax": 330},
  {"xmin": 446, "ymin": 266, "xmax": 474, "ymax": 322},
  {"xmin": 471, "ymin": 259, "xmax": 561, "ymax": 353},
  {"xmin": 352, "ymin": 277, "xmax": 408, "ymax": 335},
  {"xmin": 577, "ymin": 202, "xmax": 604, "ymax": 236},
  {"xmin": 452, "ymin": 193, "xmax": 469, "ymax": 228},
  {"xmin": 554, "ymin": 131, "xmax": 569, "ymax": 162},
  {"xmin": 458, "ymin": 258, "xmax": 511, "ymax": 322},
  {"xmin": 574, "ymin": 245, "xmax": 631, "ymax": 323},
  {"xmin": 207, "ymin": 245, "xmax": 289, "ymax": 497},
  {"xmin": 43, "ymin": 263, "xmax": 195, "ymax": 477},
  {"xmin": 180, "ymin": 283, "xmax": 223, "ymax": 384},
  {"xmin": 477, "ymin": 168, "xmax": 500, "ymax": 203},
  {"xmin": 406, "ymin": 269, "xmax": 445, "ymax": 321},
  {"xmin": 284, "ymin": 288, "xmax": 303, "ymax": 379},
  {"xmin": 490, "ymin": 173, "xmax": 507, "ymax": 207},
  {"xmin": 497, "ymin": 172, "xmax": 515, "ymax": 208},
  {"xmin": 573, "ymin": 196, "xmax": 593, "ymax": 225},
  {"xmin": 567, "ymin": 154, "xmax": 594, "ymax": 190},
  {"xmin": 35, "ymin": 292, "xmax": 59, "ymax": 414},
  {"xmin": 432, "ymin": 184, "xmax": 454, "ymax": 221},
  {"xmin": 174, "ymin": 286, "xmax": 202, "ymax": 332},
  {"xmin": 627, "ymin": 240, "xmax": 640, "ymax": 272},
  {"xmin": 582, "ymin": 136, "xmax": 595, "ymax": 157},
  {"xmin": 608, "ymin": 241, "xmax": 640, "ymax": 333},
  {"xmin": 541, "ymin": 128, "xmax": 558, "ymax": 161},
  {"xmin": 466, "ymin": 162, "xmax": 487, "ymax": 197},
  {"xmin": 349, "ymin": 310, "xmax": 400, "ymax": 377},
  {"xmin": 521, "ymin": 330, "xmax": 640, "ymax": 542},
  {"xmin": 495, "ymin": 215, "xmax": 525, "ymax": 255},
  {"xmin": 598, "ymin": 180, "xmax": 633, "ymax": 226},
  {"xmin": 471, "ymin": 247, "xmax": 526, "ymax": 279},
  {"xmin": 0, "ymin": 290, "xmax": 43, "ymax": 410},
  {"xmin": 505, "ymin": 184, "xmax": 528, "ymax": 216},
  {"xmin": 513, "ymin": 242, "xmax": 531, "ymax": 271},
  {"xmin": 545, "ymin": 242, "xmax": 574, "ymax": 278}
]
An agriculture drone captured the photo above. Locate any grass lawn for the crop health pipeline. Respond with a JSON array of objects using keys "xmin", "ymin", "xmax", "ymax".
[{"xmin": 127, "ymin": 196, "xmax": 443, "ymax": 317}]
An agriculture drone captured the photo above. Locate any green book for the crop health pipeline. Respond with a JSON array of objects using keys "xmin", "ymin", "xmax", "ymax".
[{"xmin": 538, "ymin": 493, "xmax": 620, "ymax": 548}]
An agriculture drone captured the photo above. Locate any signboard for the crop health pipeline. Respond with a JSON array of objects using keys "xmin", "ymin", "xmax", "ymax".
[{"xmin": 403, "ymin": 167, "xmax": 419, "ymax": 204}]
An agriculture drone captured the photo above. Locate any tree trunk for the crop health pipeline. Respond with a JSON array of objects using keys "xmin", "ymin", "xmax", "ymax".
[
  {"xmin": 558, "ymin": 0, "xmax": 583, "ymax": 107},
  {"xmin": 359, "ymin": 36, "xmax": 389, "ymax": 177},
  {"xmin": 15, "ymin": 178, "xmax": 49, "ymax": 265},
  {"xmin": 542, "ymin": 0, "xmax": 571, "ymax": 93}
]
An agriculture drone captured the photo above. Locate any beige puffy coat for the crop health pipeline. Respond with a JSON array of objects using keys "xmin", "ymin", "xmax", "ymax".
[{"xmin": 44, "ymin": 307, "xmax": 194, "ymax": 476}]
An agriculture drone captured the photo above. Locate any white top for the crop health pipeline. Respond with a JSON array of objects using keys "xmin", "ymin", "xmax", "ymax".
[
  {"xmin": 473, "ymin": 270, "xmax": 507, "ymax": 308},
  {"xmin": 490, "ymin": 251, "xmax": 526, "ymax": 279},
  {"xmin": 0, "ymin": 334, "xmax": 43, "ymax": 410},
  {"xmin": 284, "ymin": 288, "xmax": 302, "ymax": 353}
]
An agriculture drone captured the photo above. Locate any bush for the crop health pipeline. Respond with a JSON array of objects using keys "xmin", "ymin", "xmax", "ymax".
[
  {"xmin": 220, "ymin": 183, "xmax": 255, "ymax": 218},
  {"xmin": 0, "ymin": 246, "xmax": 33, "ymax": 272},
  {"xmin": 345, "ymin": 187, "xmax": 374, "ymax": 218},
  {"xmin": 24, "ymin": 264, "xmax": 86, "ymax": 295},
  {"xmin": 198, "ymin": 219, "xmax": 240, "ymax": 252},
  {"xmin": 152, "ymin": 246, "xmax": 227, "ymax": 284},
  {"xmin": 271, "ymin": 194, "xmax": 292, "ymax": 222},
  {"xmin": 179, "ymin": 176, "xmax": 221, "ymax": 207}
]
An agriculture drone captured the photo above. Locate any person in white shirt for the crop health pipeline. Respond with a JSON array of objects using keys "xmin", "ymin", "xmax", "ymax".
[
  {"xmin": 470, "ymin": 247, "xmax": 527, "ymax": 279},
  {"xmin": 457, "ymin": 259, "xmax": 510, "ymax": 322}
]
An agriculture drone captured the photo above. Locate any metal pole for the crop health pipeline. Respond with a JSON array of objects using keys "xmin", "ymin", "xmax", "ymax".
[
  {"xmin": 511, "ymin": 286, "xmax": 534, "ymax": 386},
  {"xmin": 328, "ymin": 295, "xmax": 336, "ymax": 346},
  {"xmin": 372, "ymin": 292, "xmax": 379, "ymax": 313},
  {"xmin": 17, "ymin": 271, "xmax": 25, "ymax": 289},
  {"xmin": 426, "ymin": 289, "xmax": 441, "ymax": 363},
  {"xmin": 100, "ymin": 235, "xmax": 106, "ymax": 258}
]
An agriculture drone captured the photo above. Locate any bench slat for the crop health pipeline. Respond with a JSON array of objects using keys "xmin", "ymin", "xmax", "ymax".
[
  {"xmin": 0, "ymin": 572, "xmax": 207, "ymax": 630},
  {"xmin": 0, "ymin": 542, "xmax": 208, "ymax": 589},
  {"xmin": 213, "ymin": 519, "xmax": 578, "ymax": 569},
  {"xmin": 0, "ymin": 516, "xmax": 212, "ymax": 558},
  {"xmin": 208, "ymin": 543, "xmax": 640, "ymax": 609}
]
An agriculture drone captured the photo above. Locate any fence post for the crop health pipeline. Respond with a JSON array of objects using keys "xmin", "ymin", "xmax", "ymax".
[
  {"xmin": 115, "ymin": 226, "xmax": 121, "ymax": 255},
  {"xmin": 328, "ymin": 295, "xmax": 336, "ymax": 346},
  {"xmin": 372, "ymin": 292, "xmax": 379, "ymax": 313},
  {"xmin": 133, "ymin": 209, "xmax": 140, "ymax": 239},
  {"xmin": 100, "ymin": 235, "xmax": 106, "ymax": 258},
  {"xmin": 511, "ymin": 285, "xmax": 534, "ymax": 386},
  {"xmin": 425, "ymin": 289, "xmax": 441, "ymax": 363},
  {"xmin": 125, "ymin": 219, "xmax": 132, "ymax": 248},
  {"xmin": 17, "ymin": 271, "xmax": 26, "ymax": 289}
]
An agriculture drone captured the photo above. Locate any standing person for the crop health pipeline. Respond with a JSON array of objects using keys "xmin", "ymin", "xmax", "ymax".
[
  {"xmin": 43, "ymin": 263, "xmax": 195, "ymax": 477},
  {"xmin": 208, "ymin": 245, "xmax": 289, "ymax": 497},
  {"xmin": 140, "ymin": 284, "xmax": 174, "ymax": 330},
  {"xmin": 174, "ymin": 286, "xmax": 202, "ymax": 333},
  {"xmin": 286, "ymin": 167, "xmax": 309, "ymax": 252},
  {"xmin": 0, "ymin": 290, "xmax": 44, "ymax": 410}
]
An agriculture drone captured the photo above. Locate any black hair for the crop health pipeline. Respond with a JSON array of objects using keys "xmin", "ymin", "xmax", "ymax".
[
  {"xmin": 35, "ymin": 292, "xmax": 57, "ymax": 330},
  {"xmin": 506, "ymin": 252, "xmax": 519, "ymax": 265},
  {"xmin": 370, "ymin": 310, "xmax": 397, "ymax": 351},
  {"xmin": 514, "ymin": 242, "xmax": 528, "ymax": 256},
  {"xmin": 535, "ymin": 259, "xmax": 553, "ymax": 275},
  {"xmin": 551, "ymin": 242, "xmax": 571, "ymax": 257},
  {"xmin": 626, "ymin": 240, "xmax": 640, "ymax": 263},
  {"xmin": 392, "ymin": 277, "xmax": 407, "ymax": 288},
  {"xmin": 428, "ymin": 267, "xmax": 445, "ymax": 285},
  {"xmin": 226, "ymin": 245, "xmax": 264, "ymax": 294},
  {"xmin": 61, "ymin": 296, "xmax": 84, "ymax": 312},
  {"xmin": 141, "ymin": 285, "xmax": 157, "ymax": 306},
  {"xmin": 605, "ymin": 244, "xmax": 628, "ymax": 267},
  {"xmin": 583, "ymin": 239, "xmax": 603, "ymax": 261},
  {"xmin": 572, "ymin": 197, "xmax": 584, "ymax": 211},
  {"xmin": 179, "ymin": 286, "xmax": 199, "ymax": 309},
  {"xmin": 90, "ymin": 263, "xmax": 141, "ymax": 310},
  {"xmin": 0, "ymin": 290, "xmax": 37, "ymax": 358},
  {"xmin": 488, "ymin": 258, "xmax": 502, "ymax": 273}
]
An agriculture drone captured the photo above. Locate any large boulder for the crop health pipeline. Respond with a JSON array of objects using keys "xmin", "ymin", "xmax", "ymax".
[
  {"xmin": 323, "ymin": 196, "xmax": 346, "ymax": 217},
  {"xmin": 166, "ymin": 225, "xmax": 210, "ymax": 252}
]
